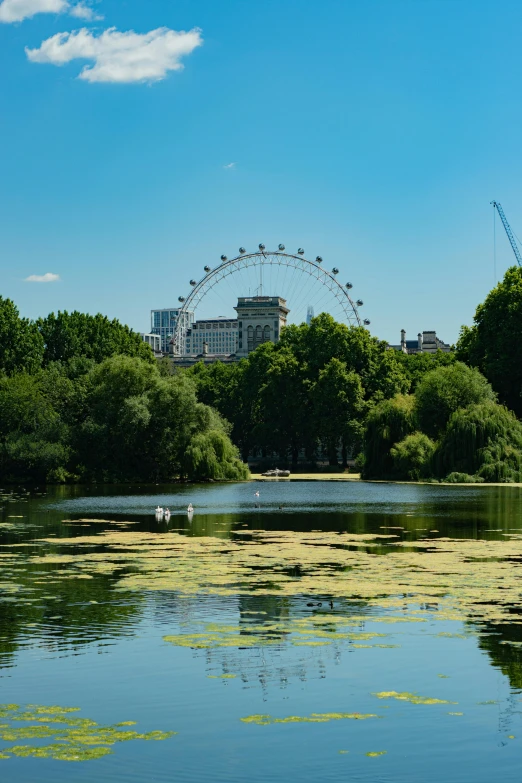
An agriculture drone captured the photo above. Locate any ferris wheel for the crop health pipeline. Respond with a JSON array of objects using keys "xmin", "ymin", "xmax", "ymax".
[{"xmin": 172, "ymin": 244, "xmax": 369, "ymax": 354}]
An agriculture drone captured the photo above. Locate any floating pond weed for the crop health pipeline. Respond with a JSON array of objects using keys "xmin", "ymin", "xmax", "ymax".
[
  {"xmin": 240, "ymin": 712, "xmax": 379, "ymax": 725},
  {"xmin": 372, "ymin": 691, "xmax": 457, "ymax": 705},
  {"xmin": 0, "ymin": 704, "xmax": 176, "ymax": 763}
]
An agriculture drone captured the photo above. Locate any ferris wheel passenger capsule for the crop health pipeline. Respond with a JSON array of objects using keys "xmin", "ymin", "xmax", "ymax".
[
  {"xmin": 239, "ymin": 247, "xmax": 246, "ymax": 254},
  {"xmin": 204, "ymin": 266, "xmax": 211, "ymax": 273},
  {"xmin": 332, "ymin": 267, "xmax": 339, "ymax": 275},
  {"xmin": 363, "ymin": 319, "xmax": 371, "ymax": 326},
  {"xmin": 220, "ymin": 255, "xmax": 227, "ymax": 262},
  {"xmin": 178, "ymin": 296, "xmax": 185, "ymax": 303},
  {"xmin": 278, "ymin": 244, "xmax": 285, "ymax": 251},
  {"xmin": 356, "ymin": 299, "xmax": 363, "ymax": 307},
  {"xmin": 316, "ymin": 256, "xmax": 323, "ymax": 263},
  {"xmin": 346, "ymin": 282, "xmax": 353, "ymax": 289},
  {"xmin": 298, "ymin": 248, "xmax": 305, "ymax": 255},
  {"xmin": 259, "ymin": 243, "xmax": 265, "ymax": 251},
  {"xmin": 190, "ymin": 279, "xmax": 197, "ymax": 286}
]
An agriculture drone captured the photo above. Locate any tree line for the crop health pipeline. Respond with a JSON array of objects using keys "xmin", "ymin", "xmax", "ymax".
[
  {"xmin": 0, "ymin": 264, "xmax": 520, "ymax": 484},
  {"xmin": 0, "ymin": 305, "xmax": 248, "ymax": 483}
]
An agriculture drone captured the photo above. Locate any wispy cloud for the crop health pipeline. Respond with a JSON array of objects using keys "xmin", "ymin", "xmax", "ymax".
[
  {"xmin": 0, "ymin": 0, "xmax": 99, "ymax": 22},
  {"xmin": 26, "ymin": 26, "xmax": 203, "ymax": 83},
  {"xmin": 0, "ymin": 0, "xmax": 67, "ymax": 23},
  {"xmin": 69, "ymin": 2, "xmax": 102, "ymax": 20},
  {"xmin": 223, "ymin": 162, "xmax": 236, "ymax": 169},
  {"xmin": 24, "ymin": 272, "xmax": 60, "ymax": 283}
]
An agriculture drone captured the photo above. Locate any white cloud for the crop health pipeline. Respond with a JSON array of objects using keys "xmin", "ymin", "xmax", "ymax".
[
  {"xmin": 24, "ymin": 272, "xmax": 60, "ymax": 283},
  {"xmin": 26, "ymin": 26, "xmax": 203, "ymax": 83},
  {"xmin": 0, "ymin": 0, "xmax": 67, "ymax": 23},
  {"xmin": 69, "ymin": 2, "xmax": 102, "ymax": 21},
  {"xmin": 223, "ymin": 162, "xmax": 236, "ymax": 169},
  {"xmin": 0, "ymin": 0, "xmax": 101, "ymax": 22}
]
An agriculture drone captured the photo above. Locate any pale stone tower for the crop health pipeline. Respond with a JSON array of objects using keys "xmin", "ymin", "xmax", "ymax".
[{"xmin": 234, "ymin": 296, "xmax": 289, "ymax": 357}]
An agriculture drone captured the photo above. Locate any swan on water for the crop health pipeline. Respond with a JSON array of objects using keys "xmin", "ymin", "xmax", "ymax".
[
  {"xmin": 164, "ymin": 508, "xmax": 171, "ymax": 520},
  {"xmin": 155, "ymin": 506, "xmax": 163, "ymax": 516},
  {"xmin": 254, "ymin": 491, "xmax": 260, "ymax": 498},
  {"xmin": 187, "ymin": 503, "xmax": 194, "ymax": 513}
]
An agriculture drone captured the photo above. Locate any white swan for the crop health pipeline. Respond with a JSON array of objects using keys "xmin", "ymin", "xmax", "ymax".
[
  {"xmin": 187, "ymin": 503, "xmax": 194, "ymax": 514},
  {"xmin": 164, "ymin": 508, "xmax": 171, "ymax": 520},
  {"xmin": 155, "ymin": 506, "xmax": 163, "ymax": 516}
]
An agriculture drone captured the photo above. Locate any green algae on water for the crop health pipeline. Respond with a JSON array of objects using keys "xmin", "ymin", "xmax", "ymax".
[
  {"xmin": 372, "ymin": 691, "xmax": 457, "ymax": 705},
  {"xmin": 241, "ymin": 712, "xmax": 378, "ymax": 725},
  {"xmin": 0, "ymin": 704, "xmax": 176, "ymax": 763},
  {"xmin": 366, "ymin": 750, "xmax": 387, "ymax": 757}
]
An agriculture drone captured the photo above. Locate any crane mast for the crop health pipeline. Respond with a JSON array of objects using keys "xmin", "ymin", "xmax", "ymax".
[{"xmin": 491, "ymin": 201, "xmax": 522, "ymax": 267}]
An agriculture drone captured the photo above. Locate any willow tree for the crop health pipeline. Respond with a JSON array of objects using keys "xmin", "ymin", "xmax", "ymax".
[
  {"xmin": 434, "ymin": 401, "xmax": 522, "ymax": 482},
  {"xmin": 361, "ymin": 394, "xmax": 416, "ymax": 479},
  {"xmin": 414, "ymin": 362, "xmax": 495, "ymax": 438}
]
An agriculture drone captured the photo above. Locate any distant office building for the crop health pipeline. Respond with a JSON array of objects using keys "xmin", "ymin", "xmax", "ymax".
[
  {"xmin": 151, "ymin": 308, "xmax": 194, "ymax": 353},
  {"xmin": 185, "ymin": 317, "xmax": 239, "ymax": 355},
  {"xmin": 170, "ymin": 295, "xmax": 289, "ymax": 367},
  {"xmin": 235, "ymin": 296, "xmax": 289, "ymax": 357},
  {"xmin": 306, "ymin": 305, "xmax": 314, "ymax": 325},
  {"xmin": 390, "ymin": 329, "xmax": 451, "ymax": 354},
  {"xmin": 140, "ymin": 333, "xmax": 162, "ymax": 356}
]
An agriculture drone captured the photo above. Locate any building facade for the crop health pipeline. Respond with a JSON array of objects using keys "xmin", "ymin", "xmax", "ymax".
[
  {"xmin": 140, "ymin": 333, "xmax": 162, "ymax": 356},
  {"xmin": 390, "ymin": 329, "xmax": 451, "ymax": 354},
  {"xmin": 185, "ymin": 317, "xmax": 239, "ymax": 355},
  {"xmin": 235, "ymin": 296, "xmax": 289, "ymax": 357},
  {"xmin": 151, "ymin": 308, "xmax": 194, "ymax": 353}
]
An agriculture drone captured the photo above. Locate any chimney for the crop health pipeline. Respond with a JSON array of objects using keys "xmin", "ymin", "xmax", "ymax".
[
  {"xmin": 418, "ymin": 332, "xmax": 422, "ymax": 351},
  {"xmin": 400, "ymin": 329, "xmax": 406, "ymax": 353}
]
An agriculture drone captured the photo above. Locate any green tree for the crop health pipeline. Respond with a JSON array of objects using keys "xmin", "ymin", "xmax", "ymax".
[
  {"xmin": 414, "ymin": 362, "xmax": 495, "ymax": 439},
  {"xmin": 0, "ymin": 372, "xmax": 70, "ymax": 482},
  {"xmin": 311, "ymin": 358, "xmax": 365, "ymax": 466},
  {"xmin": 0, "ymin": 297, "xmax": 44, "ymax": 375},
  {"xmin": 390, "ymin": 432, "xmax": 435, "ymax": 480},
  {"xmin": 456, "ymin": 266, "xmax": 522, "ymax": 416},
  {"xmin": 76, "ymin": 355, "xmax": 249, "ymax": 482},
  {"xmin": 395, "ymin": 350, "xmax": 456, "ymax": 392},
  {"xmin": 281, "ymin": 313, "xmax": 409, "ymax": 402},
  {"xmin": 256, "ymin": 347, "xmax": 311, "ymax": 465},
  {"xmin": 361, "ymin": 394, "xmax": 416, "ymax": 479},
  {"xmin": 434, "ymin": 401, "xmax": 522, "ymax": 483},
  {"xmin": 37, "ymin": 311, "xmax": 153, "ymax": 367}
]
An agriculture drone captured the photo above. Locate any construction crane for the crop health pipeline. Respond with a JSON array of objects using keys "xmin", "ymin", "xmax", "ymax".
[{"xmin": 491, "ymin": 201, "xmax": 522, "ymax": 267}]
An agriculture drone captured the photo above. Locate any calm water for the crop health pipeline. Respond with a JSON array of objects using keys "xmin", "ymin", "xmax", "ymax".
[{"xmin": 1, "ymin": 481, "xmax": 522, "ymax": 781}]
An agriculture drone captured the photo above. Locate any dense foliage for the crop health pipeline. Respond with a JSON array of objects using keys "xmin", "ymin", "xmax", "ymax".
[
  {"xmin": 456, "ymin": 266, "xmax": 522, "ymax": 416},
  {"xmin": 0, "ymin": 299, "xmax": 247, "ymax": 483},
  {"xmin": 414, "ymin": 363, "xmax": 495, "ymax": 438},
  {"xmin": 0, "ymin": 356, "xmax": 248, "ymax": 483},
  {"xmin": 186, "ymin": 314, "xmax": 414, "ymax": 466},
  {"xmin": 361, "ymin": 362, "xmax": 522, "ymax": 483}
]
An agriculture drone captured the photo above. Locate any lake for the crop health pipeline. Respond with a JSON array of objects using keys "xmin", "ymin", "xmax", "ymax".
[{"xmin": 1, "ymin": 480, "xmax": 522, "ymax": 782}]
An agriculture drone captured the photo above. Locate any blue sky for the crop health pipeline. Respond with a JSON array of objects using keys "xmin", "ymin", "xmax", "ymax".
[{"xmin": 1, "ymin": 0, "xmax": 522, "ymax": 343}]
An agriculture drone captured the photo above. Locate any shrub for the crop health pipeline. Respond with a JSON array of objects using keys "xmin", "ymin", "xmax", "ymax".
[
  {"xmin": 444, "ymin": 472, "xmax": 485, "ymax": 484},
  {"xmin": 390, "ymin": 432, "xmax": 436, "ymax": 480}
]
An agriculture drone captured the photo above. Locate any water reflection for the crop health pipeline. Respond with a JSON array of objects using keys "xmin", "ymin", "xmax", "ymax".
[{"xmin": 2, "ymin": 484, "xmax": 522, "ymax": 782}]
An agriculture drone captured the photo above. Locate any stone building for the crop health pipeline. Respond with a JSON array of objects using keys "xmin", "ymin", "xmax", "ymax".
[
  {"xmin": 390, "ymin": 329, "xmax": 451, "ymax": 354},
  {"xmin": 235, "ymin": 296, "xmax": 289, "ymax": 358},
  {"xmin": 185, "ymin": 317, "xmax": 238, "ymax": 355}
]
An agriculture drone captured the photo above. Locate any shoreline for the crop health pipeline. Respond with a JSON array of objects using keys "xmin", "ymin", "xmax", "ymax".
[{"xmin": 249, "ymin": 473, "xmax": 522, "ymax": 487}]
